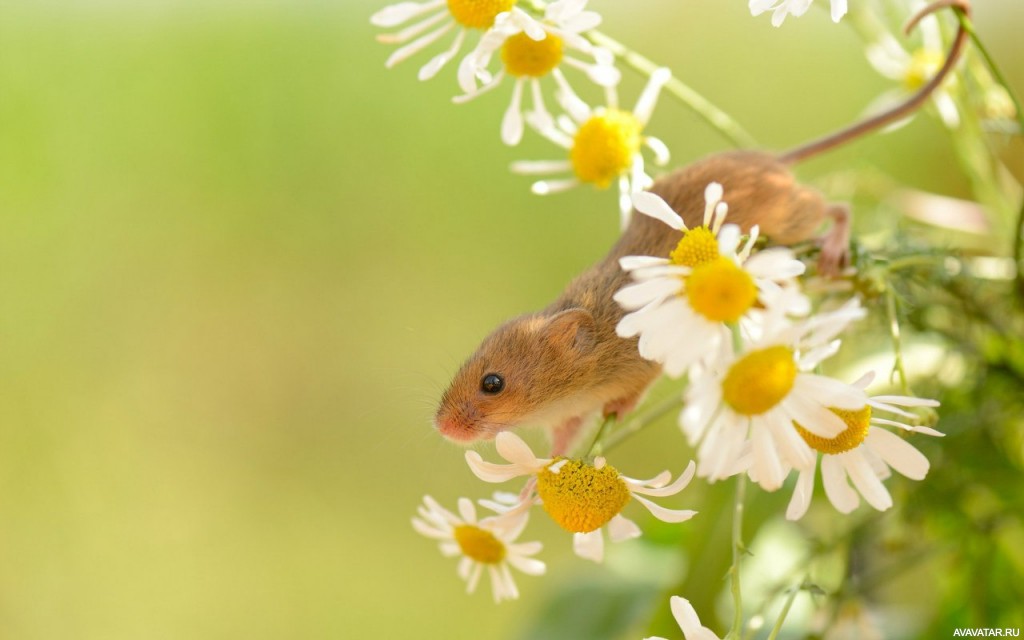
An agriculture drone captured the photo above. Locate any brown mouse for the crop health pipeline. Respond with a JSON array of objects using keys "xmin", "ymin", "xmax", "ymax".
[{"xmin": 434, "ymin": 0, "xmax": 970, "ymax": 454}]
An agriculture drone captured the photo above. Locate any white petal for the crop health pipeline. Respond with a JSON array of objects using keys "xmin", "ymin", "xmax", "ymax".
[
  {"xmin": 465, "ymin": 450, "xmax": 529, "ymax": 482},
  {"xmin": 744, "ymin": 249, "xmax": 805, "ymax": 279},
  {"xmin": 751, "ymin": 423, "xmax": 785, "ymax": 491},
  {"xmin": 633, "ymin": 67, "xmax": 671, "ymax": 126},
  {"xmin": 865, "ymin": 429, "xmax": 930, "ymax": 480},
  {"xmin": 377, "ymin": 10, "xmax": 448, "ymax": 44},
  {"xmin": 385, "ymin": 22, "xmax": 453, "ymax": 68},
  {"xmin": 620, "ymin": 255, "xmax": 670, "ymax": 271},
  {"xmin": 371, "ymin": 0, "xmax": 444, "ymax": 28},
  {"xmin": 645, "ymin": 136, "xmax": 671, "ymax": 166},
  {"xmin": 457, "ymin": 497, "xmax": 477, "ymax": 523},
  {"xmin": 780, "ymin": 389, "xmax": 847, "ymax": 439},
  {"xmin": 614, "ymin": 277, "xmax": 682, "ymax": 311},
  {"xmin": 608, "ymin": 514, "xmax": 643, "ymax": 542},
  {"xmin": 506, "ymin": 553, "xmax": 546, "ymax": 576},
  {"xmin": 766, "ymin": 408, "xmax": 815, "ymax": 470},
  {"xmin": 869, "ymin": 395, "xmax": 940, "ymax": 408},
  {"xmin": 841, "ymin": 452, "xmax": 893, "ymax": 511},
  {"xmin": 531, "ymin": 178, "xmax": 578, "ymax": 195},
  {"xmin": 465, "ymin": 562, "xmax": 483, "ymax": 593},
  {"xmin": 831, "ymin": 0, "xmax": 847, "ymax": 22},
  {"xmin": 633, "ymin": 191, "xmax": 685, "ymax": 230},
  {"xmin": 821, "ymin": 455, "xmax": 859, "ymax": 513},
  {"xmin": 628, "ymin": 461, "xmax": 696, "ymax": 497},
  {"xmin": 573, "ymin": 530, "xmax": 605, "ymax": 562},
  {"xmin": 501, "ymin": 78, "xmax": 526, "ymax": 145},
  {"xmin": 495, "ymin": 431, "xmax": 544, "ymax": 468},
  {"xmin": 633, "ymin": 494, "xmax": 698, "ymax": 523},
  {"xmin": 509, "ymin": 159, "xmax": 572, "ymax": 175},
  {"xmin": 418, "ymin": 28, "xmax": 466, "ymax": 80},
  {"xmin": 786, "ymin": 465, "xmax": 816, "ymax": 521},
  {"xmin": 669, "ymin": 596, "xmax": 723, "ymax": 640}
]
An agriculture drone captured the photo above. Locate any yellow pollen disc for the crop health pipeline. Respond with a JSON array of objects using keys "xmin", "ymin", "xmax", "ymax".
[
  {"xmin": 453, "ymin": 524, "xmax": 506, "ymax": 564},
  {"xmin": 722, "ymin": 346, "xmax": 797, "ymax": 416},
  {"xmin": 795, "ymin": 405, "xmax": 872, "ymax": 454},
  {"xmin": 536, "ymin": 458, "xmax": 631, "ymax": 533},
  {"xmin": 446, "ymin": 0, "xmax": 516, "ymax": 29},
  {"xmin": 903, "ymin": 48, "xmax": 943, "ymax": 91},
  {"xmin": 570, "ymin": 109, "xmax": 643, "ymax": 188},
  {"xmin": 685, "ymin": 257, "xmax": 757, "ymax": 323},
  {"xmin": 670, "ymin": 227, "xmax": 720, "ymax": 268},
  {"xmin": 501, "ymin": 32, "xmax": 563, "ymax": 78}
]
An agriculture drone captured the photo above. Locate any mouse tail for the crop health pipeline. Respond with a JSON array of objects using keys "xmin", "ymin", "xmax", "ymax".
[{"xmin": 779, "ymin": 0, "xmax": 971, "ymax": 165}]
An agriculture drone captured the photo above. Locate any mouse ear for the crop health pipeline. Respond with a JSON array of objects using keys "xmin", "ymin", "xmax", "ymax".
[{"xmin": 544, "ymin": 308, "xmax": 596, "ymax": 353}]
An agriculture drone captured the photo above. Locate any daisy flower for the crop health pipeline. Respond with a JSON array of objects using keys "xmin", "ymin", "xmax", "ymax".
[
  {"xmin": 645, "ymin": 596, "xmax": 722, "ymax": 640},
  {"xmin": 784, "ymin": 371, "xmax": 942, "ymax": 520},
  {"xmin": 371, "ymin": 0, "xmax": 543, "ymax": 82},
  {"xmin": 749, "ymin": 0, "xmax": 848, "ymax": 27},
  {"xmin": 614, "ymin": 183, "xmax": 808, "ymax": 378},
  {"xmin": 412, "ymin": 493, "xmax": 545, "ymax": 602},
  {"xmin": 511, "ymin": 67, "xmax": 673, "ymax": 228},
  {"xmin": 864, "ymin": 3, "xmax": 960, "ymax": 128},
  {"xmin": 454, "ymin": 0, "xmax": 620, "ymax": 146},
  {"xmin": 680, "ymin": 299, "xmax": 868, "ymax": 491},
  {"xmin": 466, "ymin": 431, "xmax": 697, "ymax": 563}
]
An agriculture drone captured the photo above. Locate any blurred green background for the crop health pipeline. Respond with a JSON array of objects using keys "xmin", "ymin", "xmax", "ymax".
[{"xmin": 0, "ymin": 1, "xmax": 1021, "ymax": 638}]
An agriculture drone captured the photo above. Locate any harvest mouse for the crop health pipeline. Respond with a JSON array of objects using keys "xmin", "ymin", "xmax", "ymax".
[{"xmin": 435, "ymin": 0, "xmax": 970, "ymax": 454}]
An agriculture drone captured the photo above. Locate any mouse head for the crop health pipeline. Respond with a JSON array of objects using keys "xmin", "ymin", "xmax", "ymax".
[{"xmin": 435, "ymin": 308, "xmax": 598, "ymax": 443}]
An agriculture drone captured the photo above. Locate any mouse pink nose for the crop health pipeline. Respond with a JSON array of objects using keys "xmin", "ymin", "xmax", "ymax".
[{"xmin": 435, "ymin": 413, "xmax": 478, "ymax": 442}]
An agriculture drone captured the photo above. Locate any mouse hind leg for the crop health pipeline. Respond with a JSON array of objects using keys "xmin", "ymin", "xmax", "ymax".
[{"xmin": 817, "ymin": 203, "xmax": 852, "ymax": 276}]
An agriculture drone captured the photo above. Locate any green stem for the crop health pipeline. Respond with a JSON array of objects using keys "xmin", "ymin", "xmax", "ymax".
[
  {"xmin": 585, "ymin": 30, "xmax": 758, "ymax": 149},
  {"xmin": 727, "ymin": 474, "xmax": 747, "ymax": 640},
  {"xmin": 885, "ymin": 285, "xmax": 910, "ymax": 393},
  {"xmin": 954, "ymin": 12, "xmax": 1024, "ymax": 296},
  {"xmin": 585, "ymin": 413, "xmax": 616, "ymax": 457},
  {"xmin": 765, "ymin": 578, "xmax": 805, "ymax": 640},
  {"xmin": 601, "ymin": 393, "xmax": 683, "ymax": 453}
]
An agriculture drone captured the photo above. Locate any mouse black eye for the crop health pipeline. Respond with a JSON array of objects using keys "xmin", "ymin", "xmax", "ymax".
[{"xmin": 481, "ymin": 373, "xmax": 505, "ymax": 394}]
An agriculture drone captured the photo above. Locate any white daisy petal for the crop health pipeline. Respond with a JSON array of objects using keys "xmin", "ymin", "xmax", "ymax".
[
  {"xmin": 608, "ymin": 514, "xmax": 643, "ymax": 542},
  {"xmin": 371, "ymin": 0, "xmax": 445, "ymax": 28},
  {"xmin": 573, "ymin": 530, "xmax": 605, "ymax": 562},
  {"xmin": 841, "ymin": 452, "xmax": 893, "ymax": 511},
  {"xmin": 669, "ymin": 596, "xmax": 723, "ymax": 640},
  {"xmin": 385, "ymin": 22, "xmax": 454, "ymax": 69},
  {"xmin": 786, "ymin": 466, "xmax": 816, "ymax": 521},
  {"xmin": 633, "ymin": 494, "xmax": 698, "ymax": 523},
  {"xmin": 501, "ymin": 78, "xmax": 526, "ymax": 145},
  {"xmin": 465, "ymin": 451, "xmax": 530, "ymax": 482},
  {"xmin": 632, "ymin": 191, "xmax": 685, "ymax": 230},
  {"xmin": 865, "ymin": 428, "xmax": 930, "ymax": 480},
  {"xmin": 821, "ymin": 455, "xmax": 860, "ymax": 513}
]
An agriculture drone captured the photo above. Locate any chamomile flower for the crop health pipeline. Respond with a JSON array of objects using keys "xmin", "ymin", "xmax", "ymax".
[
  {"xmin": 511, "ymin": 67, "xmax": 672, "ymax": 228},
  {"xmin": 680, "ymin": 299, "xmax": 869, "ymax": 491},
  {"xmin": 784, "ymin": 371, "xmax": 942, "ymax": 520},
  {"xmin": 454, "ymin": 0, "xmax": 620, "ymax": 146},
  {"xmin": 645, "ymin": 596, "xmax": 722, "ymax": 640},
  {"xmin": 466, "ymin": 431, "xmax": 697, "ymax": 563},
  {"xmin": 864, "ymin": 3, "xmax": 960, "ymax": 128},
  {"xmin": 614, "ymin": 184, "xmax": 808, "ymax": 378},
  {"xmin": 412, "ymin": 494, "xmax": 545, "ymax": 602},
  {"xmin": 749, "ymin": 0, "xmax": 847, "ymax": 26},
  {"xmin": 371, "ymin": 0, "xmax": 543, "ymax": 82}
]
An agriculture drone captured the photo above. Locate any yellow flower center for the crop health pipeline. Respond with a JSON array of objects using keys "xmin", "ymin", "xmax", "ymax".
[
  {"xmin": 795, "ymin": 405, "xmax": 872, "ymax": 454},
  {"xmin": 446, "ymin": 0, "xmax": 516, "ymax": 29},
  {"xmin": 903, "ymin": 48, "xmax": 943, "ymax": 91},
  {"xmin": 453, "ymin": 524, "xmax": 506, "ymax": 564},
  {"xmin": 685, "ymin": 257, "xmax": 757, "ymax": 323},
  {"xmin": 501, "ymin": 32, "xmax": 563, "ymax": 78},
  {"xmin": 722, "ymin": 346, "xmax": 797, "ymax": 416},
  {"xmin": 536, "ymin": 458, "xmax": 631, "ymax": 533},
  {"xmin": 670, "ymin": 227, "xmax": 720, "ymax": 268},
  {"xmin": 570, "ymin": 109, "xmax": 642, "ymax": 188}
]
